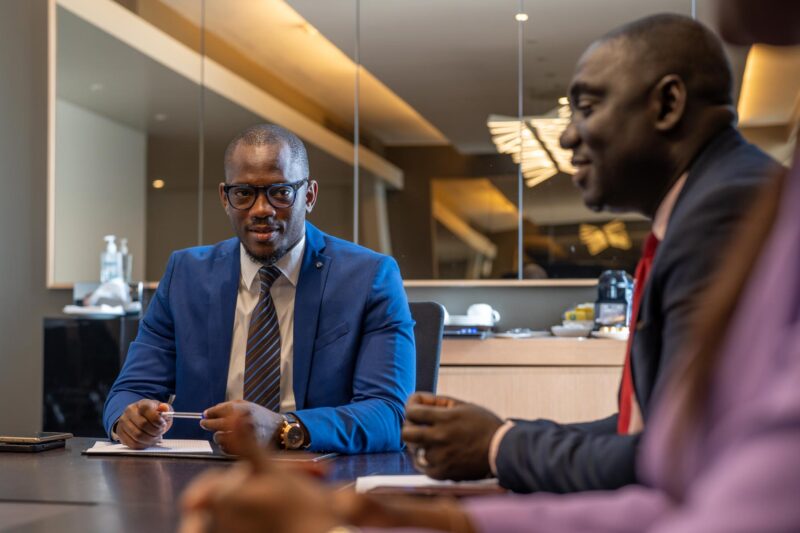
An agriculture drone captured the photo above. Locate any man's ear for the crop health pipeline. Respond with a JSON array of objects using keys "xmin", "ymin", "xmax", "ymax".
[
  {"xmin": 650, "ymin": 74, "xmax": 687, "ymax": 132},
  {"xmin": 305, "ymin": 180, "xmax": 319, "ymax": 213},
  {"xmin": 219, "ymin": 182, "xmax": 229, "ymax": 210}
]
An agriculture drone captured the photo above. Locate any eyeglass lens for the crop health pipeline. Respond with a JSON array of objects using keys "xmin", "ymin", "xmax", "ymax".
[{"xmin": 227, "ymin": 183, "xmax": 300, "ymax": 210}]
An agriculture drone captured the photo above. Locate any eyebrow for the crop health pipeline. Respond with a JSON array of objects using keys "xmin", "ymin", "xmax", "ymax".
[{"xmin": 568, "ymin": 81, "xmax": 605, "ymax": 103}]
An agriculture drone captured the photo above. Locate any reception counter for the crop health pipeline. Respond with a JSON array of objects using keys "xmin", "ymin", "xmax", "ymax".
[{"xmin": 438, "ymin": 337, "xmax": 626, "ymax": 423}]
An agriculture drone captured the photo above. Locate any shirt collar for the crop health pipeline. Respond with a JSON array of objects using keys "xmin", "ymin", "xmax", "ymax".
[
  {"xmin": 652, "ymin": 172, "xmax": 688, "ymax": 241},
  {"xmin": 239, "ymin": 234, "xmax": 306, "ymax": 290}
]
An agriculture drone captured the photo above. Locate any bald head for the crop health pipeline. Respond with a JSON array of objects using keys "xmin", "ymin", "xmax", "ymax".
[
  {"xmin": 224, "ymin": 123, "xmax": 309, "ymax": 182},
  {"xmin": 561, "ymin": 14, "xmax": 738, "ymax": 217},
  {"xmin": 599, "ymin": 13, "xmax": 734, "ymax": 108}
]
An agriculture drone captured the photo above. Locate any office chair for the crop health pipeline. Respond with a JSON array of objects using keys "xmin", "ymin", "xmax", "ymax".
[{"xmin": 409, "ymin": 301, "xmax": 445, "ymax": 393}]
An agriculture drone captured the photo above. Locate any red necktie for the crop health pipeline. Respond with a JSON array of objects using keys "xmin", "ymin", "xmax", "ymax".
[{"xmin": 617, "ymin": 232, "xmax": 660, "ymax": 435}]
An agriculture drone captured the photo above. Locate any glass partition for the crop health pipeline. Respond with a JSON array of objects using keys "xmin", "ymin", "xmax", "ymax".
[
  {"xmin": 517, "ymin": 1, "xmax": 690, "ymax": 279},
  {"xmin": 50, "ymin": 0, "xmax": 694, "ymax": 285},
  {"xmin": 53, "ymin": 1, "xmax": 202, "ymax": 285},
  {"xmin": 197, "ymin": 0, "xmax": 357, "ymax": 245},
  {"xmin": 356, "ymin": 0, "xmax": 522, "ymax": 278}
]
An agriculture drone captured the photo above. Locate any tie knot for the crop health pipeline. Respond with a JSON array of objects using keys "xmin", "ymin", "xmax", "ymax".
[{"xmin": 258, "ymin": 266, "xmax": 282, "ymax": 289}]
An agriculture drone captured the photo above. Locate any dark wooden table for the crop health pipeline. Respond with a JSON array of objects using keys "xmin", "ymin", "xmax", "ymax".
[{"xmin": 0, "ymin": 438, "xmax": 417, "ymax": 532}]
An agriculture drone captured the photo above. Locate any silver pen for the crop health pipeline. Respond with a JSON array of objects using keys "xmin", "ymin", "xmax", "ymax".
[
  {"xmin": 162, "ymin": 395, "xmax": 204, "ymax": 419},
  {"xmin": 160, "ymin": 411, "xmax": 204, "ymax": 420}
]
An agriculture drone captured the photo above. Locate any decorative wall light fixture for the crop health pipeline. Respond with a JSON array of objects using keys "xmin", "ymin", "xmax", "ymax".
[
  {"xmin": 579, "ymin": 220, "xmax": 632, "ymax": 256},
  {"xmin": 488, "ymin": 99, "xmax": 575, "ymax": 188}
]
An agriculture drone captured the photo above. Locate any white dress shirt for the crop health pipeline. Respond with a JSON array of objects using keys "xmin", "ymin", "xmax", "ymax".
[
  {"xmin": 651, "ymin": 172, "xmax": 688, "ymax": 240},
  {"xmin": 225, "ymin": 235, "xmax": 306, "ymax": 413}
]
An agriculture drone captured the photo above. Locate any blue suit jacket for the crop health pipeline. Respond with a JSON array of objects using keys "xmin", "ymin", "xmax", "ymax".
[{"xmin": 103, "ymin": 222, "xmax": 416, "ymax": 453}]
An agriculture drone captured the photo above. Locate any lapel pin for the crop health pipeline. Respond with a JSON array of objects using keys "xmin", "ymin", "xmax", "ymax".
[{"xmin": 315, "ymin": 261, "xmax": 323, "ymax": 269}]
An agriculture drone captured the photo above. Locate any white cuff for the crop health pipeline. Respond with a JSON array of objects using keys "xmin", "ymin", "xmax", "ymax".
[{"xmin": 110, "ymin": 420, "xmax": 121, "ymax": 442}]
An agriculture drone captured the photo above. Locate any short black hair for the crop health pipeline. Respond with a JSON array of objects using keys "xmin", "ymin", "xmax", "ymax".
[
  {"xmin": 224, "ymin": 123, "xmax": 309, "ymax": 181},
  {"xmin": 601, "ymin": 13, "xmax": 733, "ymax": 106}
]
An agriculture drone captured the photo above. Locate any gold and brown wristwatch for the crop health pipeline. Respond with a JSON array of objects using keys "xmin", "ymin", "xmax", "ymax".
[{"xmin": 280, "ymin": 413, "xmax": 309, "ymax": 450}]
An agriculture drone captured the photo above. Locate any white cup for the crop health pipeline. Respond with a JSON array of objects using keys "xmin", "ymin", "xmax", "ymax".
[{"xmin": 467, "ymin": 303, "xmax": 500, "ymax": 325}]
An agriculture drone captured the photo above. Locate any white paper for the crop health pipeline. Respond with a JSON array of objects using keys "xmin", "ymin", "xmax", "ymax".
[
  {"xmin": 62, "ymin": 304, "xmax": 124, "ymax": 316},
  {"xmin": 86, "ymin": 439, "xmax": 213, "ymax": 454},
  {"xmin": 355, "ymin": 475, "xmax": 498, "ymax": 493}
]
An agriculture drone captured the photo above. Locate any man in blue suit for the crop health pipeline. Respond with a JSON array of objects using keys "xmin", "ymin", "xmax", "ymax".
[{"xmin": 103, "ymin": 124, "xmax": 415, "ymax": 454}]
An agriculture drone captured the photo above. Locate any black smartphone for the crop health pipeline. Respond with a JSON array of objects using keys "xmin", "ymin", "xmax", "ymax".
[
  {"xmin": 0, "ymin": 440, "xmax": 66, "ymax": 453},
  {"xmin": 0, "ymin": 432, "xmax": 73, "ymax": 444}
]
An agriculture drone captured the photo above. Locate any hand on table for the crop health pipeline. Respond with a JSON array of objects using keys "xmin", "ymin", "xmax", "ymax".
[
  {"xmin": 402, "ymin": 392, "xmax": 503, "ymax": 481},
  {"xmin": 180, "ymin": 413, "xmax": 342, "ymax": 533},
  {"xmin": 200, "ymin": 400, "xmax": 283, "ymax": 455},
  {"xmin": 116, "ymin": 399, "xmax": 173, "ymax": 449},
  {"xmin": 179, "ymin": 409, "xmax": 477, "ymax": 533}
]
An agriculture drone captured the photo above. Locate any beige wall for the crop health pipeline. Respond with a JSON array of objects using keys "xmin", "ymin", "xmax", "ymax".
[
  {"xmin": 54, "ymin": 98, "xmax": 147, "ymax": 283},
  {"xmin": 0, "ymin": 0, "xmax": 72, "ymax": 434}
]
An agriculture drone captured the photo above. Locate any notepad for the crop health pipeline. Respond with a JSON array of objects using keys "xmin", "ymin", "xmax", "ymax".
[
  {"xmin": 355, "ymin": 475, "xmax": 503, "ymax": 496},
  {"xmin": 85, "ymin": 439, "xmax": 213, "ymax": 455},
  {"xmin": 83, "ymin": 440, "xmax": 336, "ymax": 462}
]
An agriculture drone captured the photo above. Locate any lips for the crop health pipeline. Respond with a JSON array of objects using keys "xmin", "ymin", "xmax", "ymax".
[
  {"xmin": 571, "ymin": 157, "xmax": 592, "ymax": 188},
  {"xmin": 247, "ymin": 225, "xmax": 281, "ymax": 242}
]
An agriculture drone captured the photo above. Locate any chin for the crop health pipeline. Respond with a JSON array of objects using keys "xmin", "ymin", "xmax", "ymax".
[
  {"xmin": 243, "ymin": 242, "xmax": 278, "ymax": 264},
  {"xmin": 581, "ymin": 192, "xmax": 604, "ymax": 213}
]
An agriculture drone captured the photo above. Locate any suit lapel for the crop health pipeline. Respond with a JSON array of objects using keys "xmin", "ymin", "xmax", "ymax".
[
  {"xmin": 293, "ymin": 223, "xmax": 331, "ymax": 409},
  {"xmin": 207, "ymin": 239, "xmax": 240, "ymax": 406}
]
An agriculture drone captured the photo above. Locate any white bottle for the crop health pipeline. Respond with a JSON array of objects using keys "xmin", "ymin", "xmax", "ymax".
[
  {"xmin": 100, "ymin": 235, "xmax": 123, "ymax": 283},
  {"xmin": 120, "ymin": 237, "xmax": 133, "ymax": 283}
]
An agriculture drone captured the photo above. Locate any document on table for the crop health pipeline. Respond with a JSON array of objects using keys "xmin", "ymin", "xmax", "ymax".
[
  {"xmin": 85, "ymin": 439, "xmax": 213, "ymax": 455},
  {"xmin": 355, "ymin": 475, "xmax": 505, "ymax": 496},
  {"xmin": 83, "ymin": 440, "xmax": 335, "ymax": 462}
]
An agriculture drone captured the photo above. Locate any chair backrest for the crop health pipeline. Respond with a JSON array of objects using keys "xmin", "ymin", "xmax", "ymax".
[{"xmin": 409, "ymin": 301, "xmax": 445, "ymax": 393}]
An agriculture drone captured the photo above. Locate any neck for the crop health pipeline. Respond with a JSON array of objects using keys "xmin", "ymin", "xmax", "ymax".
[{"xmin": 643, "ymin": 108, "xmax": 735, "ymax": 218}]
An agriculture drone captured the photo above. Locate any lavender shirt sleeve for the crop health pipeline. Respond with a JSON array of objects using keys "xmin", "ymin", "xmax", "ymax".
[{"xmin": 464, "ymin": 488, "xmax": 672, "ymax": 533}]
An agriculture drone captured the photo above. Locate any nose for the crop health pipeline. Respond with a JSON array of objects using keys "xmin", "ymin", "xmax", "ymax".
[
  {"xmin": 249, "ymin": 189, "xmax": 276, "ymax": 218},
  {"xmin": 560, "ymin": 118, "xmax": 579, "ymax": 150}
]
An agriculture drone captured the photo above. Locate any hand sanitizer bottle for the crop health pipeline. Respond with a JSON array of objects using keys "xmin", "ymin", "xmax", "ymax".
[
  {"xmin": 120, "ymin": 238, "xmax": 133, "ymax": 283},
  {"xmin": 100, "ymin": 235, "xmax": 123, "ymax": 283}
]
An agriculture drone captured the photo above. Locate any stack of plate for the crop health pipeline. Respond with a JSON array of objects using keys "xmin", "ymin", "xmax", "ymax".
[{"xmin": 551, "ymin": 321, "xmax": 594, "ymax": 338}]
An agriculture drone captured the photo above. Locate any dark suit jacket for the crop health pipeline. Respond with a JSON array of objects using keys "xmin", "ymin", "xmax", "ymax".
[
  {"xmin": 495, "ymin": 127, "xmax": 781, "ymax": 493},
  {"xmin": 103, "ymin": 222, "xmax": 416, "ymax": 453}
]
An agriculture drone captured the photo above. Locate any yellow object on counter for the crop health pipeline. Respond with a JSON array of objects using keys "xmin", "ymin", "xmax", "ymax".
[{"xmin": 564, "ymin": 303, "xmax": 595, "ymax": 322}]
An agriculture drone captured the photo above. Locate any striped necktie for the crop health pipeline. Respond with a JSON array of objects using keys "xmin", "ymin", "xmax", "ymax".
[{"xmin": 243, "ymin": 265, "xmax": 282, "ymax": 412}]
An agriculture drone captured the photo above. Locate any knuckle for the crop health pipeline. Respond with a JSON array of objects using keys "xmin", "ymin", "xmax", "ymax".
[{"xmin": 430, "ymin": 428, "xmax": 448, "ymax": 443}]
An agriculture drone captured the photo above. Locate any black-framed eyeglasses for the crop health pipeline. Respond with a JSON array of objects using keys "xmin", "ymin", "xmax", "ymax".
[{"xmin": 223, "ymin": 179, "xmax": 309, "ymax": 210}]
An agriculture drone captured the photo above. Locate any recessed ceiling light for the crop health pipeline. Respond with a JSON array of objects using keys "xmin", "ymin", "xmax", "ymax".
[
  {"xmin": 515, "ymin": 13, "xmax": 529, "ymax": 22},
  {"xmin": 154, "ymin": 113, "xmax": 168, "ymax": 122},
  {"xmin": 152, "ymin": 179, "xmax": 165, "ymax": 189},
  {"xmin": 89, "ymin": 83, "xmax": 104, "ymax": 92}
]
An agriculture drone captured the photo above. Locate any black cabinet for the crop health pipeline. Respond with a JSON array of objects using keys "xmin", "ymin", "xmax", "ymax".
[{"xmin": 43, "ymin": 316, "xmax": 138, "ymax": 437}]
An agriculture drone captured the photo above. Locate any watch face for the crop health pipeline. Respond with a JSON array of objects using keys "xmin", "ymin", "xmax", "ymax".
[{"xmin": 286, "ymin": 425, "xmax": 304, "ymax": 449}]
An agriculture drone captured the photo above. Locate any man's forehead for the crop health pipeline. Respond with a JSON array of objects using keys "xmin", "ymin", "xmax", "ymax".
[
  {"xmin": 230, "ymin": 142, "xmax": 297, "ymax": 175},
  {"xmin": 569, "ymin": 39, "xmax": 630, "ymax": 94},
  {"xmin": 232, "ymin": 141, "xmax": 287, "ymax": 162}
]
